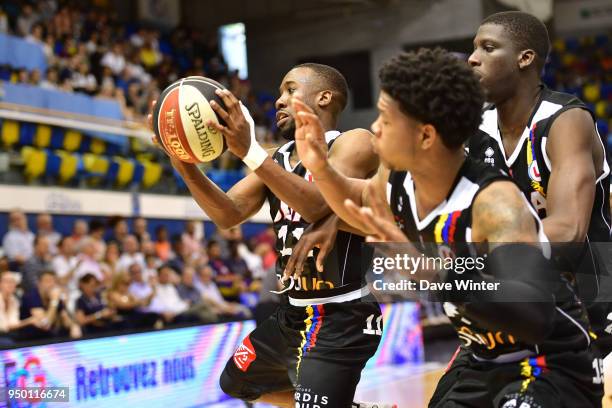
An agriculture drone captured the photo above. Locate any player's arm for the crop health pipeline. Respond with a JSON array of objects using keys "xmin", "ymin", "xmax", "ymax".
[
  {"xmin": 208, "ymin": 89, "xmax": 378, "ymax": 223},
  {"xmin": 543, "ymin": 108, "xmax": 599, "ymax": 242},
  {"xmin": 169, "ymin": 156, "xmax": 267, "ymax": 230},
  {"xmin": 461, "ymin": 180, "xmax": 557, "ymax": 344}
]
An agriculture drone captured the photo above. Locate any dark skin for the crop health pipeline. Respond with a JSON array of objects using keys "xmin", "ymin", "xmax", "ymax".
[
  {"xmin": 469, "ymin": 23, "xmax": 605, "ymax": 242},
  {"xmin": 149, "ymin": 66, "xmax": 378, "ymax": 229}
]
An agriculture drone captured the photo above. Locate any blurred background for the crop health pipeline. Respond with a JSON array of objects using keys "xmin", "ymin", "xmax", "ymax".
[{"xmin": 0, "ymin": 0, "xmax": 609, "ymax": 406}]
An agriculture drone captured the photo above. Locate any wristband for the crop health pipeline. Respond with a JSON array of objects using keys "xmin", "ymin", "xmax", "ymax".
[{"xmin": 239, "ymin": 102, "xmax": 268, "ymax": 171}]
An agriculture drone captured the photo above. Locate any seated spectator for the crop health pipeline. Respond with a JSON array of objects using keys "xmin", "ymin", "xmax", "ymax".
[
  {"xmin": 106, "ymin": 272, "xmax": 158, "ymax": 330},
  {"xmin": 21, "ymin": 235, "xmax": 52, "ymax": 293},
  {"xmin": 127, "ymin": 263, "xmax": 156, "ymax": 309},
  {"xmin": 36, "ymin": 213, "xmax": 61, "ymax": 255},
  {"xmin": 71, "ymin": 219, "xmax": 89, "ymax": 245},
  {"xmin": 75, "ymin": 274, "xmax": 117, "ymax": 335},
  {"xmin": 117, "ymin": 235, "xmax": 145, "ymax": 273},
  {"xmin": 181, "ymin": 220, "xmax": 201, "ymax": 255},
  {"xmin": 147, "ymin": 266, "xmax": 196, "ymax": 325},
  {"xmin": 75, "ymin": 238, "xmax": 105, "ymax": 284},
  {"xmin": 208, "ymin": 240, "xmax": 243, "ymax": 302},
  {"xmin": 107, "ymin": 217, "xmax": 129, "ymax": 249},
  {"xmin": 71, "ymin": 62, "xmax": 97, "ymax": 95},
  {"xmin": 101, "ymin": 43, "xmax": 126, "ymax": 76},
  {"xmin": 17, "ymin": 4, "xmax": 39, "ymax": 37},
  {"xmin": 166, "ymin": 236, "xmax": 191, "ymax": 274},
  {"xmin": 133, "ymin": 217, "xmax": 151, "ymax": 244},
  {"xmin": 19, "ymin": 271, "xmax": 81, "ymax": 340},
  {"xmin": 177, "ymin": 266, "xmax": 217, "ymax": 323},
  {"xmin": 100, "ymin": 242, "xmax": 120, "ymax": 279},
  {"xmin": 0, "ymin": 272, "xmax": 40, "ymax": 346},
  {"xmin": 40, "ymin": 67, "xmax": 60, "ymax": 90},
  {"xmin": 226, "ymin": 240, "xmax": 253, "ymax": 284},
  {"xmin": 154, "ymin": 226, "xmax": 172, "ymax": 261},
  {"xmin": 29, "ymin": 69, "xmax": 42, "ymax": 86},
  {"xmin": 52, "ymin": 236, "xmax": 79, "ymax": 289},
  {"xmin": 195, "ymin": 265, "xmax": 251, "ymax": 319},
  {"xmin": 2, "ymin": 211, "xmax": 34, "ymax": 269},
  {"xmin": 0, "ymin": 6, "xmax": 8, "ymax": 34},
  {"xmin": 88, "ymin": 219, "xmax": 107, "ymax": 261},
  {"xmin": 25, "ymin": 23, "xmax": 44, "ymax": 45}
]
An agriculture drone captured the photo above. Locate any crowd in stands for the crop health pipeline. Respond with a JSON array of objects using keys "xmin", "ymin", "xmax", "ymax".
[
  {"xmin": 0, "ymin": 210, "xmax": 279, "ymax": 346},
  {"xmin": 0, "ymin": 0, "xmax": 280, "ymax": 144}
]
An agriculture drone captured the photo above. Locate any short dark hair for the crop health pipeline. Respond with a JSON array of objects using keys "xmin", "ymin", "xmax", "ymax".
[
  {"xmin": 481, "ymin": 11, "xmax": 550, "ymax": 69},
  {"xmin": 379, "ymin": 48, "xmax": 484, "ymax": 149},
  {"xmin": 79, "ymin": 273, "xmax": 98, "ymax": 286},
  {"xmin": 294, "ymin": 63, "xmax": 349, "ymax": 112}
]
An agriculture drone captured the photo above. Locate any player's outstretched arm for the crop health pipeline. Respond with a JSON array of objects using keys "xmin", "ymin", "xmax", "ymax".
[
  {"xmin": 458, "ymin": 180, "xmax": 557, "ymax": 344},
  {"xmin": 292, "ymin": 97, "xmax": 388, "ymax": 232},
  {"xmin": 208, "ymin": 89, "xmax": 378, "ymax": 223},
  {"xmin": 148, "ymin": 101, "xmax": 267, "ymax": 229},
  {"xmin": 542, "ymin": 108, "xmax": 599, "ymax": 242}
]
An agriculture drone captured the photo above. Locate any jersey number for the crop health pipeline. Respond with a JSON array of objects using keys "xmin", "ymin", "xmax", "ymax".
[
  {"xmin": 363, "ymin": 314, "xmax": 383, "ymax": 336},
  {"xmin": 593, "ymin": 358, "xmax": 604, "ymax": 384}
]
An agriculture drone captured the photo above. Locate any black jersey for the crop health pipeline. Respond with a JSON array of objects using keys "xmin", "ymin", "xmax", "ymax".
[
  {"xmin": 468, "ymin": 86, "xmax": 612, "ymax": 345},
  {"xmin": 387, "ymin": 157, "xmax": 592, "ymax": 359},
  {"xmin": 266, "ymin": 131, "xmax": 366, "ymax": 304}
]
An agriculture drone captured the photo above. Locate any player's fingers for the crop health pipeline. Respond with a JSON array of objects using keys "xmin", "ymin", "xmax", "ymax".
[
  {"xmin": 293, "ymin": 243, "xmax": 310, "ymax": 278},
  {"xmin": 367, "ymin": 181, "xmax": 391, "ymax": 221},
  {"xmin": 147, "ymin": 113, "xmax": 153, "ymax": 130},
  {"xmin": 316, "ymin": 241, "xmax": 332, "ymax": 272},
  {"xmin": 209, "ymin": 100, "xmax": 232, "ymax": 125},
  {"xmin": 216, "ymin": 89, "xmax": 239, "ymax": 113},
  {"xmin": 206, "ymin": 120, "xmax": 229, "ymax": 135}
]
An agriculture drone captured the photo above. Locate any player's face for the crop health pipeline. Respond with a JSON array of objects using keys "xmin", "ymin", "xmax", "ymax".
[
  {"xmin": 370, "ymin": 91, "xmax": 420, "ymax": 171},
  {"xmin": 275, "ymin": 67, "xmax": 318, "ymax": 140},
  {"xmin": 468, "ymin": 23, "xmax": 520, "ymax": 104}
]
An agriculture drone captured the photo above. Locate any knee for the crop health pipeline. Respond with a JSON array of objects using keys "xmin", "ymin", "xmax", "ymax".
[{"xmin": 219, "ymin": 368, "xmax": 259, "ymax": 401}]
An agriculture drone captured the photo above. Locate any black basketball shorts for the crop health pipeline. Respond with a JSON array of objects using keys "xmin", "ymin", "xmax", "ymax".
[
  {"xmin": 220, "ymin": 297, "xmax": 382, "ymax": 407},
  {"xmin": 429, "ymin": 347, "xmax": 603, "ymax": 408}
]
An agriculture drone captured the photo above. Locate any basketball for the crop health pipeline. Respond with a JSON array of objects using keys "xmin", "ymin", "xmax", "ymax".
[{"xmin": 152, "ymin": 76, "xmax": 227, "ymax": 163}]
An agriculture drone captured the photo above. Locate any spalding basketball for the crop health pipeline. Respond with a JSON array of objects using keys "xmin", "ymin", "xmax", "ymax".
[{"xmin": 152, "ymin": 76, "xmax": 227, "ymax": 163}]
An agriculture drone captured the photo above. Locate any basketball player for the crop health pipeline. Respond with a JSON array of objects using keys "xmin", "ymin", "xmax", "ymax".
[
  {"xmin": 291, "ymin": 48, "xmax": 603, "ymax": 407},
  {"xmin": 149, "ymin": 64, "xmax": 387, "ymax": 408},
  {"xmin": 467, "ymin": 11, "xmax": 612, "ymax": 379}
]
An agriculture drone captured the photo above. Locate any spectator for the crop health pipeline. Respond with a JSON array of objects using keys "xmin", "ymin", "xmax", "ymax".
[
  {"xmin": 71, "ymin": 62, "xmax": 97, "ymax": 95},
  {"xmin": 2, "ymin": 211, "xmax": 34, "ymax": 267},
  {"xmin": 29, "ymin": 69, "xmax": 42, "ymax": 86},
  {"xmin": 147, "ymin": 265, "xmax": 193, "ymax": 324},
  {"xmin": 51, "ymin": 236, "xmax": 79, "ymax": 289},
  {"xmin": 154, "ymin": 225, "xmax": 172, "ymax": 261},
  {"xmin": 36, "ymin": 213, "xmax": 61, "ymax": 254},
  {"xmin": 117, "ymin": 235, "xmax": 145, "ymax": 273},
  {"xmin": 88, "ymin": 219, "xmax": 107, "ymax": 261},
  {"xmin": 17, "ymin": 4, "xmax": 40, "ymax": 37},
  {"xmin": 226, "ymin": 240, "xmax": 253, "ymax": 283},
  {"xmin": 71, "ymin": 219, "xmax": 89, "ymax": 245},
  {"xmin": 133, "ymin": 217, "xmax": 150, "ymax": 244},
  {"xmin": 127, "ymin": 263, "xmax": 156, "ymax": 311},
  {"xmin": 25, "ymin": 23, "xmax": 44, "ymax": 45},
  {"xmin": 100, "ymin": 242, "xmax": 120, "ymax": 278},
  {"xmin": 106, "ymin": 272, "xmax": 157, "ymax": 329},
  {"xmin": 166, "ymin": 236, "xmax": 189, "ymax": 273},
  {"xmin": 0, "ymin": 272, "xmax": 39, "ymax": 346},
  {"xmin": 0, "ymin": 6, "xmax": 8, "ymax": 34},
  {"xmin": 74, "ymin": 238, "xmax": 104, "ymax": 284},
  {"xmin": 40, "ymin": 67, "xmax": 60, "ymax": 90},
  {"xmin": 195, "ymin": 265, "xmax": 251, "ymax": 319},
  {"xmin": 19, "ymin": 271, "xmax": 81, "ymax": 340},
  {"xmin": 101, "ymin": 42, "xmax": 126, "ymax": 76},
  {"xmin": 176, "ymin": 266, "xmax": 217, "ymax": 323},
  {"xmin": 181, "ymin": 220, "xmax": 201, "ymax": 255},
  {"xmin": 21, "ymin": 235, "xmax": 52, "ymax": 293},
  {"xmin": 75, "ymin": 274, "xmax": 116, "ymax": 335},
  {"xmin": 107, "ymin": 217, "xmax": 129, "ymax": 249},
  {"xmin": 207, "ymin": 240, "xmax": 243, "ymax": 301}
]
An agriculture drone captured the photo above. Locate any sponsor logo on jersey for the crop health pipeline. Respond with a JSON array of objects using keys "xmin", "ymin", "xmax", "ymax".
[
  {"xmin": 233, "ymin": 335, "xmax": 256, "ymax": 372},
  {"xmin": 528, "ymin": 161, "xmax": 541, "ymax": 182},
  {"xmin": 484, "ymin": 146, "xmax": 495, "ymax": 166}
]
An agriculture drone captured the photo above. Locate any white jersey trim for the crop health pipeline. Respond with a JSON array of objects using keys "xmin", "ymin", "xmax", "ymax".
[{"xmin": 288, "ymin": 286, "xmax": 370, "ymax": 306}]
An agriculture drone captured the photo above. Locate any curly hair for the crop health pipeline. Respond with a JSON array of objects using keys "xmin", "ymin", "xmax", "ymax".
[
  {"xmin": 482, "ymin": 11, "xmax": 550, "ymax": 70},
  {"xmin": 379, "ymin": 48, "xmax": 484, "ymax": 149}
]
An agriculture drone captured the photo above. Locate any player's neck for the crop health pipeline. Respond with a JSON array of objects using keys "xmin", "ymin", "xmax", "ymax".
[
  {"xmin": 496, "ymin": 80, "xmax": 542, "ymax": 140},
  {"xmin": 411, "ymin": 150, "xmax": 466, "ymax": 219}
]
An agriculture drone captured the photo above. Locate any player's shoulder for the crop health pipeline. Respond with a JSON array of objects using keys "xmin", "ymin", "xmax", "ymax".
[{"xmin": 330, "ymin": 128, "xmax": 373, "ymax": 151}]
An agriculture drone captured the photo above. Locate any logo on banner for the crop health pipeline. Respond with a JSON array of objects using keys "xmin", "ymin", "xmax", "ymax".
[
  {"xmin": 233, "ymin": 335, "xmax": 256, "ymax": 372},
  {"xmin": 4, "ymin": 356, "xmax": 49, "ymax": 406}
]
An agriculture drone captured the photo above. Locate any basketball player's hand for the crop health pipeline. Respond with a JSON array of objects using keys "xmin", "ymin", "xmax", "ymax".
[
  {"xmin": 208, "ymin": 89, "xmax": 253, "ymax": 159},
  {"xmin": 283, "ymin": 213, "xmax": 338, "ymax": 281},
  {"xmin": 344, "ymin": 182, "xmax": 407, "ymax": 243},
  {"xmin": 292, "ymin": 97, "xmax": 329, "ymax": 175}
]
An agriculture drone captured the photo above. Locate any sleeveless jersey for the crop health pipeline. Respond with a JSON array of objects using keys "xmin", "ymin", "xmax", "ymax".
[
  {"xmin": 266, "ymin": 131, "xmax": 366, "ymax": 303},
  {"xmin": 387, "ymin": 157, "xmax": 592, "ymax": 359},
  {"xmin": 468, "ymin": 86, "xmax": 612, "ymax": 342}
]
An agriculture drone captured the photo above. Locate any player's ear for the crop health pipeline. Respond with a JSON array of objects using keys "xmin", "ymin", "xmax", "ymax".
[
  {"xmin": 518, "ymin": 49, "xmax": 536, "ymax": 70},
  {"xmin": 317, "ymin": 90, "xmax": 333, "ymax": 108},
  {"xmin": 420, "ymin": 124, "xmax": 436, "ymax": 150}
]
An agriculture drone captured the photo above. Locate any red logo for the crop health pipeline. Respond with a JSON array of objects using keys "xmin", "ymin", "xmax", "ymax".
[{"xmin": 233, "ymin": 335, "xmax": 256, "ymax": 372}]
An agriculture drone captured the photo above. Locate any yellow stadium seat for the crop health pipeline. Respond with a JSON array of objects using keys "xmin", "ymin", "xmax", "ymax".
[
  {"xmin": 595, "ymin": 101, "xmax": 608, "ymax": 118},
  {"xmin": 2, "ymin": 120, "xmax": 20, "ymax": 147},
  {"xmin": 141, "ymin": 160, "xmax": 162, "ymax": 188},
  {"xmin": 83, "ymin": 153, "xmax": 110, "ymax": 185},
  {"xmin": 90, "ymin": 138, "xmax": 106, "ymax": 154},
  {"xmin": 115, "ymin": 156, "xmax": 135, "ymax": 187},
  {"xmin": 21, "ymin": 147, "xmax": 47, "ymax": 180},
  {"xmin": 34, "ymin": 125, "xmax": 52, "ymax": 148},
  {"xmin": 57, "ymin": 150, "xmax": 78, "ymax": 183},
  {"xmin": 63, "ymin": 130, "xmax": 83, "ymax": 151},
  {"xmin": 583, "ymin": 83, "xmax": 601, "ymax": 103},
  {"xmin": 552, "ymin": 39, "xmax": 565, "ymax": 53}
]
